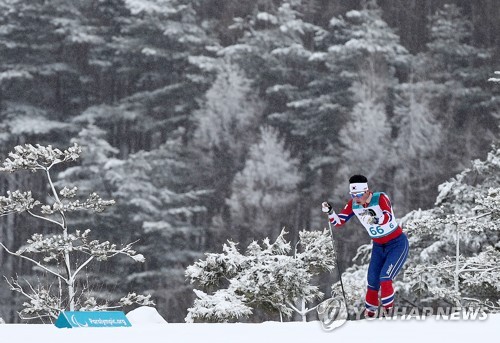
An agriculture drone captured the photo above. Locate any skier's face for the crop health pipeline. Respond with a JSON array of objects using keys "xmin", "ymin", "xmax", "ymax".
[{"xmin": 352, "ymin": 191, "xmax": 370, "ymax": 205}]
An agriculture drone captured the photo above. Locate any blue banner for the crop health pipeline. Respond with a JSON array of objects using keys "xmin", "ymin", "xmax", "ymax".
[{"xmin": 55, "ymin": 311, "xmax": 131, "ymax": 328}]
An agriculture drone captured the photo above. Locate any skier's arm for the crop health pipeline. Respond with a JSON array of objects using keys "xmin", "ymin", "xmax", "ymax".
[
  {"xmin": 325, "ymin": 200, "xmax": 355, "ymax": 227},
  {"xmin": 376, "ymin": 193, "xmax": 394, "ymax": 225}
]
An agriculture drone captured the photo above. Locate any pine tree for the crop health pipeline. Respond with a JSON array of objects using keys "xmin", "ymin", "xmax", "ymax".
[
  {"xmin": 218, "ymin": 0, "xmax": 344, "ymax": 232},
  {"xmin": 227, "ymin": 127, "xmax": 301, "ymax": 241},
  {"xmin": 70, "ymin": 0, "xmax": 217, "ymax": 157},
  {"xmin": 402, "ymin": 144, "xmax": 500, "ymax": 310},
  {"xmin": 185, "ymin": 229, "xmax": 336, "ymax": 322},
  {"xmin": 325, "ymin": 5, "xmax": 410, "ymax": 202},
  {"xmin": 191, "ymin": 61, "xmax": 265, "ymax": 245},
  {"xmin": 193, "ymin": 62, "xmax": 264, "ymax": 161},
  {"xmin": 392, "ymin": 75, "xmax": 444, "ymax": 212},
  {"xmin": 0, "ymin": 144, "xmax": 152, "ymax": 321},
  {"xmin": 219, "ymin": 0, "xmax": 333, "ymax": 157},
  {"xmin": 102, "ymin": 135, "xmax": 209, "ymax": 322},
  {"xmin": 419, "ymin": 4, "xmax": 498, "ymax": 170}
]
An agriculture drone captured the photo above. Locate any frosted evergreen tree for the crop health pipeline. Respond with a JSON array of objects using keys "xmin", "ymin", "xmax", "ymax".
[
  {"xmin": 220, "ymin": 0, "xmax": 336, "ymax": 233},
  {"xmin": 325, "ymin": 4, "xmax": 410, "ymax": 93},
  {"xmin": 227, "ymin": 126, "xmax": 301, "ymax": 239},
  {"xmin": 220, "ymin": 0, "xmax": 326, "ymax": 85},
  {"xmin": 193, "ymin": 62, "xmax": 264, "ymax": 161},
  {"xmin": 392, "ymin": 75, "xmax": 444, "ymax": 212},
  {"xmin": 0, "ymin": 0, "xmax": 79, "ymax": 147},
  {"xmin": 419, "ymin": 4, "xmax": 497, "ymax": 168},
  {"xmin": 185, "ymin": 229, "xmax": 336, "ymax": 322},
  {"xmin": 0, "ymin": 144, "xmax": 152, "ymax": 321},
  {"xmin": 191, "ymin": 61, "xmax": 265, "ymax": 244},
  {"xmin": 400, "ymin": 145, "xmax": 500, "ymax": 310},
  {"xmin": 325, "ymin": 4, "xmax": 410, "ymax": 202},
  {"xmin": 220, "ymin": 0, "xmax": 331, "ymax": 157},
  {"xmin": 335, "ymin": 85, "xmax": 393, "ymax": 183},
  {"xmin": 102, "ymin": 134, "xmax": 209, "ymax": 321},
  {"xmin": 56, "ymin": 124, "xmax": 118, "ymax": 202},
  {"xmin": 68, "ymin": 0, "xmax": 216, "ymax": 157}
]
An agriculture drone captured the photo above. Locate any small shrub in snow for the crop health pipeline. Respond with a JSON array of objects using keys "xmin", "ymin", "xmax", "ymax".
[{"xmin": 186, "ymin": 229, "xmax": 336, "ymax": 322}]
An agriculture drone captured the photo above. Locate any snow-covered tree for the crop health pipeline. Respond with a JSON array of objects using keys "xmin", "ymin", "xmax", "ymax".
[
  {"xmin": 418, "ymin": 4, "xmax": 497, "ymax": 169},
  {"xmin": 335, "ymin": 86, "xmax": 393, "ymax": 182},
  {"xmin": 225, "ymin": 0, "xmax": 333, "ymax": 154},
  {"xmin": 325, "ymin": 5, "xmax": 410, "ymax": 95},
  {"xmin": 220, "ymin": 1, "xmax": 340, "ymax": 233},
  {"xmin": 0, "ymin": 144, "xmax": 152, "ymax": 321},
  {"xmin": 191, "ymin": 61, "xmax": 265, "ymax": 245},
  {"xmin": 193, "ymin": 62, "xmax": 264, "ymax": 160},
  {"xmin": 325, "ymin": 5, "xmax": 410, "ymax": 202},
  {"xmin": 227, "ymin": 127, "xmax": 301, "ymax": 239},
  {"xmin": 56, "ymin": 124, "xmax": 118, "ymax": 211},
  {"xmin": 401, "ymin": 146, "xmax": 500, "ymax": 311},
  {"xmin": 101, "ymin": 134, "xmax": 210, "ymax": 322},
  {"xmin": 392, "ymin": 77, "xmax": 444, "ymax": 211},
  {"xmin": 185, "ymin": 229, "xmax": 336, "ymax": 322}
]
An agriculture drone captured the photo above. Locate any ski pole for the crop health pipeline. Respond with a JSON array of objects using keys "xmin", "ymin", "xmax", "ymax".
[{"xmin": 326, "ymin": 217, "xmax": 349, "ymax": 318}]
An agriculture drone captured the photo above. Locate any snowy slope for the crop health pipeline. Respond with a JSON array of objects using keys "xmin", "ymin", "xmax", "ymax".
[{"xmin": 0, "ymin": 314, "xmax": 497, "ymax": 343}]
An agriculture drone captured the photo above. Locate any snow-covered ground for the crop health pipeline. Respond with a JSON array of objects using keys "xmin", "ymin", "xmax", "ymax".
[{"xmin": 1, "ymin": 312, "xmax": 497, "ymax": 343}]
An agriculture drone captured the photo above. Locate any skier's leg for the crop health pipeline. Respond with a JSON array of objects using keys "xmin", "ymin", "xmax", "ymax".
[
  {"xmin": 365, "ymin": 243, "xmax": 384, "ymax": 316},
  {"xmin": 379, "ymin": 234, "xmax": 409, "ymax": 311},
  {"xmin": 365, "ymin": 288, "xmax": 379, "ymax": 317},
  {"xmin": 380, "ymin": 280, "xmax": 395, "ymax": 310}
]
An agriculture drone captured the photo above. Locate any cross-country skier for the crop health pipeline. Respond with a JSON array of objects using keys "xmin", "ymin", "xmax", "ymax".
[{"xmin": 322, "ymin": 174, "xmax": 409, "ymax": 317}]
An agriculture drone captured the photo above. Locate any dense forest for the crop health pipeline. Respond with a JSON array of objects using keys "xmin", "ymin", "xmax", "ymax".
[{"xmin": 0, "ymin": 0, "xmax": 499, "ymax": 322}]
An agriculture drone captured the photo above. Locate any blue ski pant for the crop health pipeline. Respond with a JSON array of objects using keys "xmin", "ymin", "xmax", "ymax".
[{"xmin": 367, "ymin": 233, "xmax": 409, "ymax": 291}]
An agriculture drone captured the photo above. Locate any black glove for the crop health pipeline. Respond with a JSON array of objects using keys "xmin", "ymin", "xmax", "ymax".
[{"xmin": 321, "ymin": 201, "xmax": 333, "ymax": 214}]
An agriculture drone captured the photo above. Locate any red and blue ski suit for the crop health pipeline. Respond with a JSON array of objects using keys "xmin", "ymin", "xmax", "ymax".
[{"xmin": 328, "ymin": 192, "xmax": 409, "ymax": 314}]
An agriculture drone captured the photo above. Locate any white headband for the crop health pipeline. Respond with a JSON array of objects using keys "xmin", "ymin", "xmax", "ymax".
[{"xmin": 350, "ymin": 182, "xmax": 368, "ymax": 193}]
